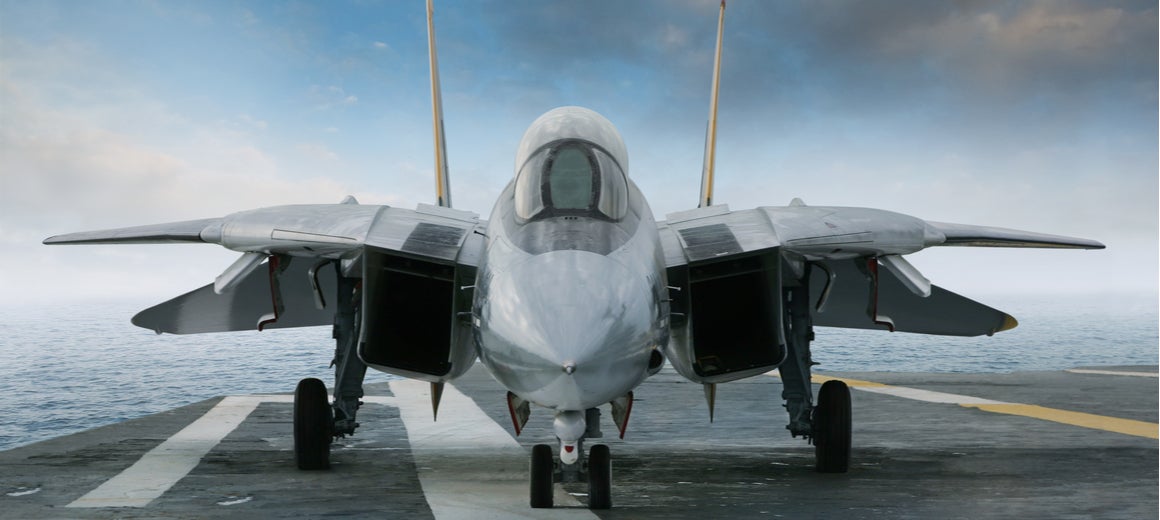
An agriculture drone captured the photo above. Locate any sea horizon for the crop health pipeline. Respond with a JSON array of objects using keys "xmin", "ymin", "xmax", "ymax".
[{"xmin": 1, "ymin": 290, "xmax": 1155, "ymax": 452}]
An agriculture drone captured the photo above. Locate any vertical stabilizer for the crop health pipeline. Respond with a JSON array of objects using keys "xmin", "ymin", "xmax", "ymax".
[
  {"xmin": 426, "ymin": 0, "xmax": 452, "ymax": 208},
  {"xmin": 698, "ymin": 0, "xmax": 726, "ymax": 208}
]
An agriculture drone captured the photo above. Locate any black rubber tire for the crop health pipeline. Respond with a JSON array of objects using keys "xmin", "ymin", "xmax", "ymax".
[
  {"xmin": 294, "ymin": 377, "xmax": 332, "ymax": 470},
  {"xmin": 530, "ymin": 444, "xmax": 554, "ymax": 508},
  {"xmin": 587, "ymin": 444, "xmax": 612, "ymax": 509},
  {"xmin": 813, "ymin": 379, "xmax": 851, "ymax": 473}
]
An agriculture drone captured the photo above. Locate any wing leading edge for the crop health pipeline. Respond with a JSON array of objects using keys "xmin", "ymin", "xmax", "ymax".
[
  {"xmin": 925, "ymin": 221, "xmax": 1105, "ymax": 249},
  {"xmin": 43, "ymin": 218, "xmax": 222, "ymax": 245}
]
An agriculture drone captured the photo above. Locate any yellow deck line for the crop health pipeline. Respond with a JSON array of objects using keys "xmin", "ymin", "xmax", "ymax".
[
  {"xmin": 767, "ymin": 371, "xmax": 1159, "ymax": 440},
  {"xmin": 963, "ymin": 404, "xmax": 1159, "ymax": 440},
  {"xmin": 809, "ymin": 374, "xmax": 887, "ymax": 388}
]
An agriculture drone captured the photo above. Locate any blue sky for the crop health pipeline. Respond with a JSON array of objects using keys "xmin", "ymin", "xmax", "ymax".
[{"xmin": 0, "ymin": 0, "xmax": 1156, "ymax": 303}]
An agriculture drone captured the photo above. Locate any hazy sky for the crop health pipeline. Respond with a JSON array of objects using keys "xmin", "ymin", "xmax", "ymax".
[{"xmin": 1, "ymin": 0, "xmax": 1156, "ymax": 305}]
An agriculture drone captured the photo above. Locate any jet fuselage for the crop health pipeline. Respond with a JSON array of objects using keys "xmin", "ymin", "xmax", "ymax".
[{"xmin": 473, "ymin": 107, "xmax": 669, "ymax": 413}]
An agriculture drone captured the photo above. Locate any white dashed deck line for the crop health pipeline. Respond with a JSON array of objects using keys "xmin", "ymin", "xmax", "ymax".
[
  {"xmin": 391, "ymin": 379, "xmax": 596, "ymax": 520},
  {"xmin": 67, "ymin": 395, "xmax": 264, "ymax": 508},
  {"xmin": 66, "ymin": 386, "xmax": 593, "ymax": 516},
  {"xmin": 768, "ymin": 372, "xmax": 1010, "ymax": 405},
  {"xmin": 65, "ymin": 394, "xmax": 397, "ymax": 509},
  {"xmin": 853, "ymin": 385, "xmax": 1011, "ymax": 405},
  {"xmin": 1065, "ymin": 368, "xmax": 1159, "ymax": 378}
]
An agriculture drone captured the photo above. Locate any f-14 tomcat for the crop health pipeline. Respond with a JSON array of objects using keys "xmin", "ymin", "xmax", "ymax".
[{"xmin": 44, "ymin": 0, "xmax": 1103, "ymax": 510}]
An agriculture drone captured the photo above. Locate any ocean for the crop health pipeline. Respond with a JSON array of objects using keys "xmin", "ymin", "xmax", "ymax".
[{"xmin": 1, "ymin": 293, "xmax": 1155, "ymax": 452}]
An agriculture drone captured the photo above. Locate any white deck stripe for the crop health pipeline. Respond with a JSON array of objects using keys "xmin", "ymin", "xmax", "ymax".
[
  {"xmin": 391, "ymin": 380, "xmax": 596, "ymax": 519},
  {"xmin": 1065, "ymin": 369, "xmax": 1159, "ymax": 378},
  {"xmin": 66, "ymin": 384, "xmax": 600, "ymax": 516},
  {"xmin": 767, "ymin": 372, "xmax": 1009, "ymax": 405},
  {"xmin": 854, "ymin": 385, "xmax": 1010, "ymax": 405},
  {"xmin": 65, "ymin": 394, "xmax": 397, "ymax": 508},
  {"xmin": 67, "ymin": 395, "xmax": 263, "ymax": 508}
]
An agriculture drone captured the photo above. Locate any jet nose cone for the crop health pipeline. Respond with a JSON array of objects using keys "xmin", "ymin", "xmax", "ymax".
[{"xmin": 479, "ymin": 250, "xmax": 657, "ymax": 409}]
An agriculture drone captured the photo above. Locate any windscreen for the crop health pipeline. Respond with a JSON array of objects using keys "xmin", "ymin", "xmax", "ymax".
[{"xmin": 514, "ymin": 139, "xmax": 628, "ymax": 222}]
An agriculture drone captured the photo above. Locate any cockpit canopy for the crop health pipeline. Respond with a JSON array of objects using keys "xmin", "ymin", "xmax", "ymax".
[
  {"xmin": 513, "ymin": 107, "xmax": 631, "ymax": 222},
  {"xmin": 514, "ymin": 139, "xmax": 628, "ymax": 221}
]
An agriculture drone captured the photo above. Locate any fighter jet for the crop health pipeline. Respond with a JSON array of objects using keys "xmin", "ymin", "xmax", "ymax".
[{"xmin": 44, "ymin": 0, "xmax": 1103, "ymax": 510}]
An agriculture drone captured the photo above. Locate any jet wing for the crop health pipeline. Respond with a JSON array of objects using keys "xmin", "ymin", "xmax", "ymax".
[
  {"xmin": 925, "ymin": 221, "xmax": 1106, "ymax": 249},
  {"xmin": 45, "ymin": 201, "xmax": 484, "ymax": 334},
  {"xmin": 43, "ymin": 218, "xmax": 223, "ymax": 244},
  {"xmin": 658, "ymin": 202, "xmax": 1101, "ymax": 337},
  {"xmin": 45, "ymin": 203, "xmax": 384, "ymax": 259}
]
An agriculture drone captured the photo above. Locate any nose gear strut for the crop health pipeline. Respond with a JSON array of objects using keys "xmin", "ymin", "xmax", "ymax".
[{"xmin": 529, "ymin": 407, "xmax": 612, "ymax": 509}]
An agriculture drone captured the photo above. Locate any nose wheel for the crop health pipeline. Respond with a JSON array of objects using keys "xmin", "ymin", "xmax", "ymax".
[
  {"xmin": 529, "ymin": 444, "xmax": 554, "ymax": 508},
  {"xmin": 529, "ymin": 443, "xmax": 612, "ymax": 509},
  {"xmin": 587, "ymin": 444, "xmax": 611, "ymax": 509}
]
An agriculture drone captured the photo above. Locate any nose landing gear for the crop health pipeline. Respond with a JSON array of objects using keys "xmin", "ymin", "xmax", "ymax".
[
  {"xmin": 531, "ymin": 407, "xmax": 613, "ymax": 509},
  {"xmin": 529, "ymin": 441, "xmax": 612, "ymax": 510},
  {"xmin": 587, "ymin": 444, "xmax": 612, "ymax": 509},
  {"xmin": 529, "ymin": 444, "xmax": 554, "ymax": 508}
]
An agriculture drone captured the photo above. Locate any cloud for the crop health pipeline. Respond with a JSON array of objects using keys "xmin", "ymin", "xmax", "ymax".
[
  {"xmin": 1, "ymin": 1, "xmax": 1152, "ymax": 301},
  {"xmin": 309, "ymin": 84, "xmax": 359, "ymax": 110},
  {"xmin": 235, "ymin": 114, "xmax": 268, "ymax": 130},
  {"xmin": 661, "ymin": 23, "xmax": 689, "ymax": 49},
  {"xmin": 0, "ymin": 92, "xmax": 359, "ymax": 224},
  {"xmin": 0, "ymin": 33, "xmax": 410, "ymax": 303},
  {"xmin": 738, "ymin": 1, "xmax": 1155, "ymax": 113},
  {"xmin": 296, "ymin": 142, "xmax": 340, "ymax": 162}
]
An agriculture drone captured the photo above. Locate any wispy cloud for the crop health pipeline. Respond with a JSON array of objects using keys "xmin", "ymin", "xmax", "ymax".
[
  {"xmin": 309, "ymin": 85, "xmax": 359, "ymax": 110},
  {"xmin": 235, "ymin": 114, "xmax": 268, "ymax": 130},
  {"xmin": 0, "ymin": 0, "xmax": 1153, "ymax": 300},
  {"xmin": 296, "ymin": 142, "xmax": 340, "ymax": 162}
]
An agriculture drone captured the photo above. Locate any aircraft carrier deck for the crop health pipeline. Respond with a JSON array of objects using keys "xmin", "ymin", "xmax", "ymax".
[{"xmin": 2, "ymin": 365, "xmax": 1156, "ymax": 519}]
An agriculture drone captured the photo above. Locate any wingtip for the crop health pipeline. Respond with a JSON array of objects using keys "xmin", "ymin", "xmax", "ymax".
[{"xmin": 993, "ymin": 314, "xmax": 1019, "ymax": 335}]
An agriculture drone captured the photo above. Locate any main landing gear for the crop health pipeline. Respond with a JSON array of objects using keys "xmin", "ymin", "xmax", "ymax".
[
  {"xmin": 293, "ymin": 264, "xmax": 367, "ymax": 471},
  {"xmin": 530, "ymin": 408, "xmax": 612, "ymax": 509},
  {"xmin": 294, "ymin": 377, "xmax": 332, "ymax": 470},
  {"xmin": 813, "ymin": 379, "xmax": 851, "ymax": 473},
  {"xmin": 779, "ymin": 267, "xmax": 852, "ymax": 473}
]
